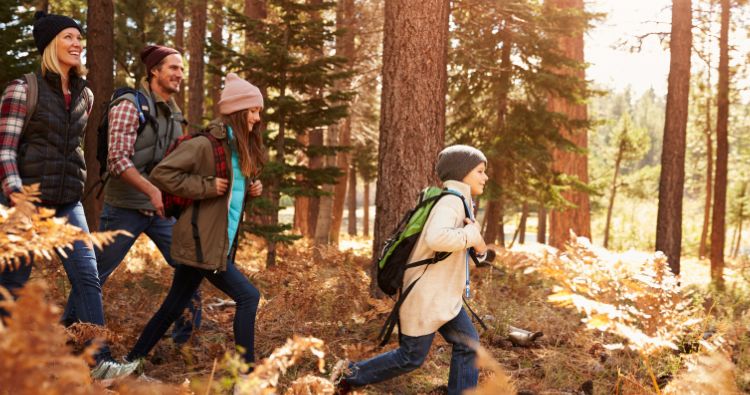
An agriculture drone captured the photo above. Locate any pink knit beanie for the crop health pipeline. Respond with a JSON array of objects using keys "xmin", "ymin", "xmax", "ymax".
[{"xmin": 217, "ymin": 73, "xmax": 264, "ymax": 115}]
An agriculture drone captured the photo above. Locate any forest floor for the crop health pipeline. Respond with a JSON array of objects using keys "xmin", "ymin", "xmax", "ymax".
[{"xmin": 13, "ymin": 234, "xmax": 750, "ymax": 394}]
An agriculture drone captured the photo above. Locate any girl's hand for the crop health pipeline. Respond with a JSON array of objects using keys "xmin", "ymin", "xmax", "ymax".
[
  {"xmin": 215, "ymin": 178, "xmax": 229, "ymax": 195},
  {"xmin": 249, "ymin": 180, "xmax": 263, "ymax": 197},
  {"xmin": 464, "ymin": 218, "xmax": 488, "ymax": 254}
]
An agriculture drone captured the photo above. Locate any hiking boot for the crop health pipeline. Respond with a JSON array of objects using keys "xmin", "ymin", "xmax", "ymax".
[{"xmin": 90, "ymin": 358, "xmax": 141, "ymax": 382}]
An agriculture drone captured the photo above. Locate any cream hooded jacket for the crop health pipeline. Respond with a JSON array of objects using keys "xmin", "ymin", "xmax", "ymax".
[{"xmin": 398, "ymin": 180, "xmax": 485, "ymax": 336}]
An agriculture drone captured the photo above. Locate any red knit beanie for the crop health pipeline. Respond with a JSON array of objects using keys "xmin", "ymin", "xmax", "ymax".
[
  {"xmin": 140, "ymin": 45, "xmax": 180, "ymax": 75},
  {"xmin": 217, "ymin": 73, "xmax": 264, "ymax": 115}
]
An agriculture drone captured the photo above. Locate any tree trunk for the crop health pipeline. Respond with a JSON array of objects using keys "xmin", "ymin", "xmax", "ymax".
[
  {"xmin": 175, "ymin": 0, "xmax": 186, "ymax": 111},
  {"xmin": 548, "ymin": 0, "xmax": 591, "ymax": 249},
  {"xmin": 307, "ymin": 128, "xmax": 323, "ymax": 238},
  {"xmin": 347, "ymin": 162, "xmax": 357, "ymax": 236},
  {"xmin": 518, "ymin": 203, "xmax": 528, "ymax": 245},
  {"xmin": 656, "ymin": 0, "xmax": 692, "ymax": 275},
  {"xmin": 330, "ymin": 0, "xmax": 356, "ymax": 246},
  {"xmin": 373, "ymin": 0, "xmax": 450, "ymax": 294},
  {"xmin": 732, "ymin": 184, "xmax": 745, "ymax": 258},
  {"xmin": 82, "ymin": 0, "xmax": 114, "ymax": 230},
  {"xmin": 209, "ymin": 0, "xmax": 223, "ymax": 119},
  {"xmin": 363, "ymin": 179, "xmax": 370, "ymax": 237},
  {"xmin": 699, "ymin": 95, "xmax": 713, "ymax": 258},
  {"xmin": 187, "ymin": 0, "xmax": 207, "ymax": 129},
  {"xmin": 538, "ymin": 205, "xmax": 547, "ymax": 244},
  {"xmin": 35, "ymin": 1, "xmax": 48, "ymax": 12},
  {"xmin": 710, "ymin": 0, "xmax": 729, "ymax": 287},
  {"xmin": 604, "ymin": 139, "xmax": 626, "ymax": 249},
  {"xmin": 314, "ymin": 125, "xmax": 335, "ymax": 245}
]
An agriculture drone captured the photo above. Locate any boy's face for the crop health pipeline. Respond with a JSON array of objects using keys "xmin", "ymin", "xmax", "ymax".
[{"xmin": 462, "ymin": 162, "xmax": 488, "ymax": 196}]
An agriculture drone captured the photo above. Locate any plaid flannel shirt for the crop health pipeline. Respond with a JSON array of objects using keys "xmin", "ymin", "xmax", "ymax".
[
  {"xmin": 0, "ymin": 79, "xmax": 27, "ymax": 196},
  {"xmin": 107, "ymin": 100, "xmax": 140, "ymax": 177}
]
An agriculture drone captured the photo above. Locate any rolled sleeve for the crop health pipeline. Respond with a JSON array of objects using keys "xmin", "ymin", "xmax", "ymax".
[
  {"xmin": 0, "ymin": 80, "xmax": 27, "ymax": 197},
  {"xmin": 107, "ymin": 100, "xmax": 140, "ymax": 176}
]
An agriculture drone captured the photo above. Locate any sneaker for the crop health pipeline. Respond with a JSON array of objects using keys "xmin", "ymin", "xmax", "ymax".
[
  {"xmin": 90, "ymin": 358, "xmax": 141, "ymax": 382},
  {"xmin": 330, "ymin": 359, "xmax": 352, "ymax": 394}
]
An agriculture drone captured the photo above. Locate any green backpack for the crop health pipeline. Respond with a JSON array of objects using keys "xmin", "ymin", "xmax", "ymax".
[{"xmin": 375, "ymin": 186, "xmax": 478, "ymax": 346}]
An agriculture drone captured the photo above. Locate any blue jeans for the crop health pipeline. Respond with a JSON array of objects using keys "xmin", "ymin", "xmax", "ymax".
[
  {"xmin": 62, "ymin": 204, "xmax": 201, "ymax": 343},
  {"xmin": 127, "ymin": 260, "xmax": 260, "ymax": 363},
  {"xmin": 345, "ymin": 309, "xmax": 479, "ymax": 395},
  {"xmin": 0, "ymin": 201, "xmax": 112, "ymax": 361}
]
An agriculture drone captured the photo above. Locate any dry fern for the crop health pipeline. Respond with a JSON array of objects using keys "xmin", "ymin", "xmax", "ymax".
[
  {"xmin": 0, "ymin": 185, "xmax": 130, "ymax": 271},
  {"xmin": 663, "ymin": 352, "xmax": 741, "ymax": 394},
  {"xmin": 463, "ymin": 345, "xmax": 516, "ymax": 395}
]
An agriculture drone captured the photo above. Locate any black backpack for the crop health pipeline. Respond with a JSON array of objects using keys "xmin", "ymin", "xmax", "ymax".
[{"xmin": 84, "ymin": 88, "xmax": 157, "ymax": 200}]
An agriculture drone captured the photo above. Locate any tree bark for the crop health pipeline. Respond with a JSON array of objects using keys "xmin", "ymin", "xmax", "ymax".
[
  {"xmin": 710, "ymin": 0, "xmax": 729, "ymax": 287},
  {"xmin": 314, "ymin": 126, "xmax": 335, "ymax": 244},
  {"xmin": 330, "ymin": 0, "xmax": 356, "ymax": 245},
  {"xmin": 175, "ymin": 0, "xmax": 186, "ymax": 111},
  {"xmin": 373, "ymin": 0, "xmax": 450, "ymax": 293},
  {"xmin": 548, "ymin": 0, "xmax": 591, "ymax": 249},
  {"xmin": 699, "ymin": 95, "xmax": 713, "ymax": 258},
  {"xmin": 209, "ymin": 0, "xmax": 224, "ymax": 119},
  {"xmin": 187, "ymin": 0, "xmax": 208, "ymax": 129},
  {"xmin": 604, "ymin": 139, "xmax": 626, "ymax": 249},
  {"xmin": 82, "ymin": 0, "xmax": 114, "ymax": 230},
  {"xmin": 347, "ymin": 162, "xmax": 357, "ymax": 236},
  {"xmin": 518, "ymin": 203, "xmax": 528, "ymax": 245},
  {"xmin": 538, "ymin": 205, "xmax": 547, "ymax": 244},
  {"xmin": 656, "ymin": 0, "xmax": 692, "ymax": 275}
]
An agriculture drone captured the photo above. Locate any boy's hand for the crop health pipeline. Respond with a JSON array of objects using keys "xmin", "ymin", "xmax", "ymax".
[
  {"xmin": 249, "ymin": 179, "xmax": 263, "ymax": 197},
  {"xmin": 215, "ymin": 178, "xmax": 229, "ymax": 195},
  {"xmin": 463, "ymin": 218, "xmax": 488, "ymax": 254}
]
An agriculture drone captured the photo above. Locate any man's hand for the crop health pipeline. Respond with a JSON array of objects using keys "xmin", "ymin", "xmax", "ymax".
[
  {"xmin": 215, "ymin": 178, "xmax": 229, "ymax": 195},
  {"xmin": 249, "ymin": 180, "xmax": 263, "ymax": 197},
  {"xmin": 148, "ymin": 186, "xmax": 165, "ymax": 217}
]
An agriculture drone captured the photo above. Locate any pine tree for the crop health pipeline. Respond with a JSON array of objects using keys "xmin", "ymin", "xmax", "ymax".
[
  {"xmin": 0, "ymin": 2, "xmax": 37, "ymax": 87},
  {"xmin": 221, "ymin": 0, "xmax": 351, "ymax": 265}
]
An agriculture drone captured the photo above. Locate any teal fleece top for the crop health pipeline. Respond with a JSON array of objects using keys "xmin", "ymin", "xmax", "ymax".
[{"xmin": 226, "ymin": 126, "xmax": 246, "ymax": 254}]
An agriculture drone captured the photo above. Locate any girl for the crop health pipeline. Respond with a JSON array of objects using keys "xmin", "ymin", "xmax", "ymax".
[
  {"xmin": 0, "ymin": 11, "xmax": 137, "ymax": 380},
  {"xmin": 127, "ymin": 73, "xmax": 265, "ymax": 366},
  {"xmin": 334, "ymin": 145, "xmax": 490, "ymax": 395}
]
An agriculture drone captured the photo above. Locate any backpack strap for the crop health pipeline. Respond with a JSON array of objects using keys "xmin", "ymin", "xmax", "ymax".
[
  {"xmin": 192, "ymin": 200, "xmax": 204, "ymax": 262},
  {"xmin": 22, "ymin": 73, "xmax": 38, "ymax": 135}
]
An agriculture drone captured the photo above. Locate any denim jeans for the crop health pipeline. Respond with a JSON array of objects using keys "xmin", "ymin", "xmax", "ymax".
[
  {"xmin": 0, "ymin": 200, "xmax": 112, "ymax": 362},
  {"xmin": 62, "ymin": 203, "xmax": 201, "ymax": 343},
  {"xmin": 127, "ymin": 260, "xmax": 260, "ymax": 363},
  {"xmin": 345, "ymin": 309, "xmax": 479, "ymax": 395}
]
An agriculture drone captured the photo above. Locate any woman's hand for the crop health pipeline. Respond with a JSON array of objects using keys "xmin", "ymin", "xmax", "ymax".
[{"xmin": 249, "ymin": 180, "xmax": 263, "ymax": 197}]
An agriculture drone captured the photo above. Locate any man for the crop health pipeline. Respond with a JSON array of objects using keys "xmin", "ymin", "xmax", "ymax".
[{"xmin": 64, "ymin": 45, "xmax": 201, "ymax": 343}]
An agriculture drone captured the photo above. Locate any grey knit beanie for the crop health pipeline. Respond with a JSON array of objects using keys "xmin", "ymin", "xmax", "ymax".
[{"xmin": 435, "ymin": 145, "xmax": 487, "ymax": 182}]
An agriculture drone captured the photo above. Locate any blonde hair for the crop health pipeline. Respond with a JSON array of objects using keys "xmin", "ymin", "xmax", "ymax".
[{"xmin": 41, "ymin": 32, "xmax": 87, "ymax": 78}]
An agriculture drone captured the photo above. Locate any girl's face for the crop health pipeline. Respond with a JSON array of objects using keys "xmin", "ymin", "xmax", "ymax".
[
  {"xmin": 462, "ymin": 162, "xmax": 488, "ymax": 196},
  {"xmin": 56, "ymin": 27, "xmax": 83, "ymax": 70},
  {"xmin": 246, "ymin": 106, "xmax": 262, "ymax": 129}
]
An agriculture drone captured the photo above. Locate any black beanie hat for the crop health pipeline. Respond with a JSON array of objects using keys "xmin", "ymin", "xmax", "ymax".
[
  {"xmin": 435, "ymin": 145, "xmax": 488, "ymax": 182},
  {"xmin": 32, "ymin": 11, "xmax": 82, "ymax": 55}
]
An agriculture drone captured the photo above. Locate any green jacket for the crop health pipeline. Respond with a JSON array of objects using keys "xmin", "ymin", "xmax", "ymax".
[{"xmin": 150, "ymin": 121, "xmax": 241, "ymax": 271}]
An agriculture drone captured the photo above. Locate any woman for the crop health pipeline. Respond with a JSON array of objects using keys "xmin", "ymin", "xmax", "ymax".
[
  {"xmin": 0, "ymin": 12, "xmax": 138, "ymax": 380},
  {"xmin": 127, "ymin": 73, "xmax": 265, "ymax": 366},
  {"xmin": 333, "ymin": 145, "xmax": 490, "ymax": 395}
]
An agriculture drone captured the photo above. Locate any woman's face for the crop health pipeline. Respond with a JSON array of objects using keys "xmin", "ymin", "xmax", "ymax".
[
  {"xmin": 246, "ymin": 107, "xmax": 262, "ymax": 129},
  {"xmin": 55, "ymin": 27, "xmax": 83, "ymax": 70},
  {"xmin": 462, "ymin": 162, "xmax": 489, "ymax": 196}
]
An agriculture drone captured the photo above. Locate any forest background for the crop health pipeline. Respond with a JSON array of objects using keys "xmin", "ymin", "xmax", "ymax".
[{"xmin": 1, "ymin": 0, "xmax": 750, "ymax": 394}]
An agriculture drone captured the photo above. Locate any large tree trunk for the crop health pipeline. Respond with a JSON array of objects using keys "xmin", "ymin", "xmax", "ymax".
[
  {"xmin": 656, "ymin": 0, "xmax": 692, "ymax": 275},
  {"xmin": 209, "ymin": 0, "xmax": 223, "ymax": 119},
  {"xmin": 548, "ymin": 0, "xmax": 591, "ymax": 249},
  {"xmin": 82, "ymin": 0, "xmax": 114, "ymax": 230},
  {"xmin": 187, "ymin": 0, "xmax": 207, "ymax": 129},
  {"xmin": 347, "ymin": 163, "xmax": 357, "ymax": 236},
  {"xmin": 373, "ymin": 0, "xmax": 450, "ymax": 293},
  {"xmin": 710, "ymin": 0, "xmax": 729, "ymax": 287},
  {"xmin": 518, "ymin": 203, "xmax": 528, "ymax": 245},
  {"xmin": 604, "ymin": 139, "xmax": 625, "ymax": 249},
  {"xmin": 174, "ymin": 0, "xmax": 186, "ymax": 111},
  {"xmin": 314, "ymin": 125, "xmax": 335, "ymax": 244},
  {"xmin": 330, "ymin": 0, "xmax": 356, "ymax": 245}
]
